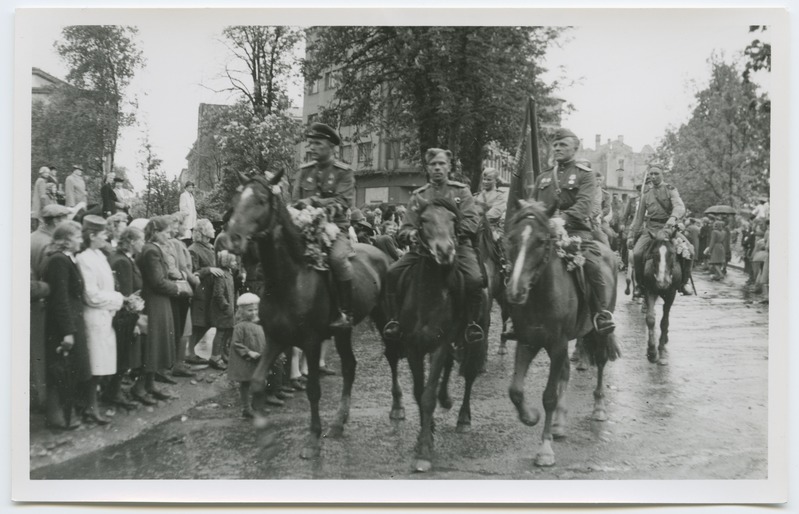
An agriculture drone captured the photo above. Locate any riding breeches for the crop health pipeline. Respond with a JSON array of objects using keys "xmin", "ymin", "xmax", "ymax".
[
  {"xmin": 330, "ymin": 231, "xmax": 354, "ymax": 281},
  {"xmin": 580, "ymin": 238, "xmax": 615, "ymax": 314}
]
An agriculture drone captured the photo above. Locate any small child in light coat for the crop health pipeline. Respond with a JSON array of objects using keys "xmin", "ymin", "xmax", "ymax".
[{"xmin": 228, "ymin": 292, "xmax": 266, "ymax": 418}]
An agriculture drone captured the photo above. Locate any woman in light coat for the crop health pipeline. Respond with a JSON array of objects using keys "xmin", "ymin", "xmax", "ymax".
[{"xmin": 75, "ymin": 215, "xmax": 124, "ymax": 424}]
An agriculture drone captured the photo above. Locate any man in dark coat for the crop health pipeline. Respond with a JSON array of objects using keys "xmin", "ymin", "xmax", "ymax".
[
  {"xmin": 291, "ymin": 122, "xmax": 356, "ymax": 329},
  {"xmin": 531, "ymin": 128, "xmax": 616, "ymax": 335}
]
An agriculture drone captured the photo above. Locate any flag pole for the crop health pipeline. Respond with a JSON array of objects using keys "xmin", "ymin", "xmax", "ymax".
[{"xmin": 505, "ymin": 97, "xmax": 540, "ymax": 226}]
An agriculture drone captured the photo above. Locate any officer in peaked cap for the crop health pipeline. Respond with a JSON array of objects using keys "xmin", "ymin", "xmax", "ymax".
[
  {"xmin": 382, "ymin": 147, "xmax": 485, "ymax": 348},
  {"xmin": 292, "ymin": 122, "xmax": 356, "ymax": 329},
  {"xmin": 531, "ymin": 128, "xmax": 617, "ymax": 336}
]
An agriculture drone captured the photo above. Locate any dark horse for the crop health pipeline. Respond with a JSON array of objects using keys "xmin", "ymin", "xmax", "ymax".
[
  {"xmin": 395, "ymin": 198, "xmax": 487, "ymax": 472},
  {"xmin": 225, "ymin": 171, "xmax": 390, "ymax": 459},
  {"xmin": 640, "ymin": 230, "xmax": 681, "ymax": 366},
  {"xmin": 474, "ymin": 214, "xmax": 512, "ymax": 354},
  {"xmin": 505, "ymin": 200, "xmax": 621, "ymax": 467}
]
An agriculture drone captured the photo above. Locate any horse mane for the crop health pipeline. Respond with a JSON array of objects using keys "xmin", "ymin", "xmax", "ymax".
[{"xmin": 248, "ymin": 175, "xmax": 305, "ymax": 263}]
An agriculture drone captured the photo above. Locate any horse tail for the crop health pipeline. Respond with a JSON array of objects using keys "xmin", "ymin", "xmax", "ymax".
[{"xmin": 582, "ymin": 330, "xmax": 622, "ymax": 365}]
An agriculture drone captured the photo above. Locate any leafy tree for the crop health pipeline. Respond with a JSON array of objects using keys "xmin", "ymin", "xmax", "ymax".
[
  {"xmin": 55, "ymin": 25, "xmax": 144, "ymax": 174},
  {"xmin": 743, "ymin": 26, "xmax": 771, "ymax": 81},
  {"xmin": 31, "ymin": 86, "xmax": 107, "ymax": 201},
  {"xmin": 654, "ymin": 57, "xmax": 770, "ymax": 214},
  {"xmin": 136, "ymin": 135, "xmax": 180, "ymax": 217},
  {"xmin": 304, "ymin": 26, "xmax": 566, "ymax": 190}
]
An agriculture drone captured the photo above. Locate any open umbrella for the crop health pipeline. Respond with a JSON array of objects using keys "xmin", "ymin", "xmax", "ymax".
[{"xmin": 704, "ymin": 205, "xmax": 737, "ymax": 215}]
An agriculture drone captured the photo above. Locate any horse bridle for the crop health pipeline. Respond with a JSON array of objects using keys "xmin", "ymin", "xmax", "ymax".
[
  {"xmin": 243, "ymin": 176, "xmax": 280, "ymax": 241},
  {"xmin": 510, "ymin": 214, "xmax": 555, "ymax": 289}
]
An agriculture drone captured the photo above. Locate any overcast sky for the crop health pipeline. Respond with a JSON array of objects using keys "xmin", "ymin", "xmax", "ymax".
[{"xmin": 29, "ymin": 19, "xmax": 769, "ymax": 191}]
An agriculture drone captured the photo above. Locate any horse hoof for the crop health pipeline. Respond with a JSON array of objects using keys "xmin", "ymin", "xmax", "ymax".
[
  {"xmin": 534, "ymin": 453, "xmax": 556, "ymax": 467},
  {"xmin": 518, "ymin": 408, "xmax": 541, "ymax": 427},
  {"xmin": 647, "ymin": 350, "xmax": 658, "ymax": 363},
  {"xmin": 592, "ymin": 409, "xmax": 608, "ymax": 422},
  {"xmin": 658, "ymin": 357, "xmax": 669, "ymax": 366},
  {"xmin": 390, "ymin": 408, "xmax": 406, "ymax": 420},
  {"xmin": 326, "ymin": 424, "xmax": 344, "ymax": 439},
  {"xmin": 439, "ymin": 396, "xmax": 453, "ymax": 410},
  {"xmin": 413, "ymin": 459, "xmax": 432, "ymax": 473},
  {"xmin": 576, "ymin": 360, "xmax": 588, "ymax": 371},
  {"xmin": 300, "ymin": 446, "xmax": 321, "ymax": 460},
  {"xmin": 624, "ymin": 285, "xmax": 631, "ymax": 295},
  {"xmin": 456, "ymin": 422, "xmax": 471, "ymax": 434}
]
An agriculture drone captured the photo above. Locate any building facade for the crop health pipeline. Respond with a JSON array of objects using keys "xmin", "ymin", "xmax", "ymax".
[
  {"xmin": 577, "ymin": 134, "xmax": 655, "ymax": 202},
  {"xmin": 32, "ymin": 67, "xmax": 70, "ymax": 105}
]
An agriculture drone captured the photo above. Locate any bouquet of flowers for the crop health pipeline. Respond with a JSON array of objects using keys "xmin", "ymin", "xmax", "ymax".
[
  {"xmin": 673, "ymin": 236, "xmax": 694, "ymax": 260},
  {"xmin": 123, "ymin": 291, "xmax": 145, "ymax": 313},
  {"xmin": 287, "ymin": 205, "xmax": 341, "ymax": 270},
  {"xmin": 549, "ymin": 217, "xmax": 586, "ymax": 272}
]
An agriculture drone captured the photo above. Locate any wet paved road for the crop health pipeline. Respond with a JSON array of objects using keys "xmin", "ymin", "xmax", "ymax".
[{"xmin": 32, "ymin": 268, "xmax": 768, "ymax": 480}]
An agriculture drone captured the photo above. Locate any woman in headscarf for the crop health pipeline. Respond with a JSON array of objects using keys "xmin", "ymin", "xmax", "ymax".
[
  {"xmin": 132, "ymin": 216, "xmax": 186, "ymax": 404},
  {"xmin": 41, "ymin": 221, "xmax": 90, "ymax": 430},
  {"xmin": 75, "ymin": 215, "xmax": 124, "ymax": 425}
]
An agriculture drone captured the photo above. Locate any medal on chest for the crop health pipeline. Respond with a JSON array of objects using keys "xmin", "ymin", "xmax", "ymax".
[{"xmin": 567, "ymin": 174, "xmax": 576, "ymax": 186}]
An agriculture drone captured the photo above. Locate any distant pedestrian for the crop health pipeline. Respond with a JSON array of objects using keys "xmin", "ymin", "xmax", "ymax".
[
  {"xmin": 704, "ymin": 220, "xmax": 727, "ymax": 280},
  {"xmin": 101, "ymin": 173, "xmax": 121, "ymax": 217},
  {"xmin": 64, "ymin": 165, "xmax": 87, "ymax": 208},
  {"xmin": 31, "ymin": 166, "xmax": 51, "ymax": 227},
  {"xmin": 227, "ymin": 293, "xmax": 267, "ymax": 419},
  {"xmin": 179, "ymin": 181, "xmax": 197, "ymax": 246}
]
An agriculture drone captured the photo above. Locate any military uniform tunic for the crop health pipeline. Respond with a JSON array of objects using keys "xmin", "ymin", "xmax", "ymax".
[
  {"xmin": 291, "ymin": 159, "xmax": 355, "ymax": 280},
  {"xmin": 532, "ymin": 160, "xmax": 595, "ymax": 235},
  {"xmin": 474, "ymin": 188, "xmax": 508, "ymax": 234}
]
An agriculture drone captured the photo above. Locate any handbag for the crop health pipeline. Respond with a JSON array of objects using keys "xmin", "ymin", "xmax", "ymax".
[{"xmin": 175, "ymin": 279, "xmax": 194, "ymax": 298}]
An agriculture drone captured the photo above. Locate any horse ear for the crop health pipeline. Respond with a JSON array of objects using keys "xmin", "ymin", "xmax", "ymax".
[
  {"xmin": 236, "ymin": 171, "xmax": 249, "ymax": 185},
  {"xmin": 269, "ymin": 169, "xmax": 285, "ymax": 186}
]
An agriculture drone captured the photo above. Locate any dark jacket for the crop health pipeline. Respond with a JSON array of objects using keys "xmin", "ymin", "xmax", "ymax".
[
  {"xmin": 101, "ymin": 183, "xmax": 117, "ymax": 216},
  {"xmin": 189, "ymin": 241, "xmax": 216, "ymax": 327},
  {"xmin": 108, "ymin": 250, "xmax": 142, "ymax": 296},
  {"xmin": 533, "ymin": 160, "xmax": 595, "ymax": 234},
  {"xmin": 210, "ymin": 270, "xmax": 235, "ymax": 329},
  {"xmin": 137, "ymin": 242, "xmax": 179, "ymax": 372}
]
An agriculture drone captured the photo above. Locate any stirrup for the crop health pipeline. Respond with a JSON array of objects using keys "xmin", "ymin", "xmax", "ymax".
[
  {"xmin": 593, "ymin": 310, "xmax": 616, "ymax": 336},
  {"xmin": 383, "ymin": 320, "xmax": 401, "ymax": 341},
  {"xmin": 465, "ymin": 322, "xmax": 484, "ymax": 346}
]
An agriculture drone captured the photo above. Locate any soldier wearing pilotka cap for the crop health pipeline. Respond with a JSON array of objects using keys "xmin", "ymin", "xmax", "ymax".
[
  {"xmin": 292, "ymin": 122, "xmax": 357, "ymax": 329},
  {"xmin": 531, "ymin": 128, "xmax": 617, "ymax": 335}
]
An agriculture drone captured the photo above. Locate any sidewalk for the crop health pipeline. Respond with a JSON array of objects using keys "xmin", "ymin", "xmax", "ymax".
[{"xmin": 29, "ymin": 329, "xmax": 231, "ymax": 473}]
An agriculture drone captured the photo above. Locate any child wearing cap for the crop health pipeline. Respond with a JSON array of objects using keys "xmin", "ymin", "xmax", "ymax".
[{"xmin": 228, "ymin": 293, "xmax": 265, "ymax": 418}]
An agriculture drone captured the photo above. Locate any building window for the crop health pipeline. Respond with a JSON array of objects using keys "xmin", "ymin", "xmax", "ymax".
[
  {"xmin": 339, "ymin": 144, "xmax": 353, "ymax": 164},
  {"xmin": 324, "ymin": 72, "xmax": 338, "ymax": 90},
  {"xmin": 308, "ymin": 79, "xmax": 319, "ymax": 95},
  {"xmin": 618, "ymin": 159, "xmax": 624, "ymax": 169},
  {"xmin": 385, "ymin": 140, "xmax": 400, "ymax": 167},
  {"xmin": 358, "ymin": 142, "xmax": 373, "ymax": 167}
]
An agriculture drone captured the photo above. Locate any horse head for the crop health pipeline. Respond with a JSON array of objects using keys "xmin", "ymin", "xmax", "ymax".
[
  {"xmin": 647, "ymin": 232, "xmax": 676, "ymax": 291},
  {"xmin": 417, "ymin": 198, "xmax": 459, "ymax": 267},
  {"xmin": 226, "ymin": 170, "xmax": 285, "ymax": 255},
  {"xmin": 505, "ymin": 199, "xmax": 557, "ymax": 305}
]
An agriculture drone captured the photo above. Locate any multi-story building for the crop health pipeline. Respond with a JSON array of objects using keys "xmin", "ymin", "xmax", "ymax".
[
  {"xmin": 32, "ymin": 67, "xmax": 70, "ymax": 105},
  {"xmin": 182, "ymin": 103, "xmax": 232, "ymax": 191},
  {"xmin": 577, "ymin": 134, "xmax": 655, "ymax": 202}
]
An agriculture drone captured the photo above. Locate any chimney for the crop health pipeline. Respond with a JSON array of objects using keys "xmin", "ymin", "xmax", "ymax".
[
  {"xmin": 595, "ymin": 134, "xmax": 601, "ymax": 149},
  {"xmin": 618, "ymin": 135, "xmax": 624, "ymax": 144}
]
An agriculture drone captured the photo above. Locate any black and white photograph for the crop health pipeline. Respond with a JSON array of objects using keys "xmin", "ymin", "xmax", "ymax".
[{"xmin": 11, "ymin": 6, "xmax": 790, "ymax": 505}]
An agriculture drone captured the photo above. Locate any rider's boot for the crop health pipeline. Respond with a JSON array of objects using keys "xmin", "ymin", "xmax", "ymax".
[
  {"xmin": 464, "ymin": 292, "xmax": 485, "ymax": 347},
  {"xmin": 679, "ymin": 259, "xmax": 693, "ymax": 296},
  {"xmin": 330, "ymin": 279, "xmax": 354, "ymax": 329},
  {"xmin": 382, "ymin": 293, "xmax": 401, "ymax": 342},
  {"xmin": 633, "ymin": 251, "xmax": 645, "ymax": 298},
  {"xmin": 586, "ymin": 260, "xmax": 616, "ymax": 336}
]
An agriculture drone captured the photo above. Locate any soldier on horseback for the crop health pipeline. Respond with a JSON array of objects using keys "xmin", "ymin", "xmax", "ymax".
[
  {"xmin": 291, "ymin": 122, "xmax": 356, "ymax": 329},
  {"xmin": 474, "ymin": 167, "xmax": 508, "ymax": 240},
  {"xmin": 626, "ymin": 164, "xmax": 693, "ymax": 297},
  {"xmin": 382, "ymin": 148, "xmax": 485, "ymax": 347},
  {"xmin": 532, "ymin": 128, "xmax": 616, "ymax": 335}
]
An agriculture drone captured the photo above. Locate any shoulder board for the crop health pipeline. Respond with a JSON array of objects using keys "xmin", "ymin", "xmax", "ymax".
[
  {"xmin": 299, "ymin": 161, "xmax": 316, "ymax": 168},
  {"xmin": 665, "ymin": 183, "xmax": 675, "ymax": 190},
  {"xmin": 412, "ymin": 184, "xmax": 430, "ymax": 194},
  {"xmin": 575, "ymin": 163, "xmax": 592, "ymax": 172},
  {"xmin": 333, "ymin": 160, "xmax": 352, "ymax": 170},
  {"xmin": 447, "ymin": 180, "xmax": 469, "ymax": 188}
]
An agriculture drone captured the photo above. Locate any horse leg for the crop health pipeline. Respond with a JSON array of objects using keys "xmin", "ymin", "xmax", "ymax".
[
  {"xmin": 300, "ymin": 339, "xmax": 323, "ymax": 460},
  {"xmin": 645, "ymin": 293, "xmax": 659, "ymax": 363},
  {"xmin": 384, "ymin": 342, "xmax": 405, "ymax": 420},
  {"xmin": 438, "ymin": 348, "xmax": 454, "ymax": 410},
  {"xmin": 326, "ymin": 331, "xmax": 356, "ymax": 439},
  {"xmin": 509, "ymin": 340, "xmax": 541, "ymax": 427},
  {"xmin": 535, "ymin": 341, "xmax": 568, "ymax": 467},
  {"xmin": 658, "ymin": 291, "xmax": 675, "ymax": 366},
  {"xmin": 551, "ymin": 353, "xmax": 571, "ymax": 439},
  {"xmin": 411, "ymin": 345, "xmax": 447, "ymax": 473},
  {"xmin": 571, "ymin": 338, "xmax": 589, "ymax": 371},
  {"xmin": 591, "ymin": 333, "xmax": 610, "ymax": 421},
  {"xmin": 625, "ymin": 264, "xmax": 632, "ymax": 296}
]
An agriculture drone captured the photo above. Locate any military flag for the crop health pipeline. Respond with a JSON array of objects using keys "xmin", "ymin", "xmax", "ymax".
[{"xmin": 505, "ymin": 96, "xmax": 542, "ymax": 226}]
